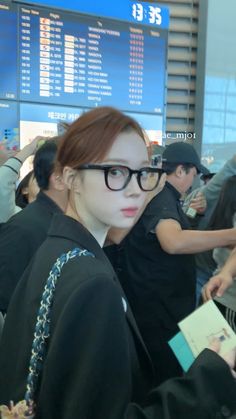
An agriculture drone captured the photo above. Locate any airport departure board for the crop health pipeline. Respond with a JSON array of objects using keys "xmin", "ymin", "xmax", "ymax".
[
  {"xmin": 19, "ymin": 5, "xmax": 167, "ymax": 113},
  {"xmin": 0, "ymin": 1, "xmax": 168, "ymax": 150},
  {"xmin": 0, "ymin": 3, "xmax": 17, "ymax": 99}
]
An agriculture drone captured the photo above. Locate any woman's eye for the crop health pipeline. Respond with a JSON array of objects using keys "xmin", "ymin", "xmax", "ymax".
[{"xmin": 109, "ymin": 167, "xmax": 125, "ymax": 177}]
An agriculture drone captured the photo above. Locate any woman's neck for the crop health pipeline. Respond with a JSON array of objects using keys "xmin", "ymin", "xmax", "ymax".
[{"xmin": 66, "ymin": 205, "xmax": 109, "ymax": 247}]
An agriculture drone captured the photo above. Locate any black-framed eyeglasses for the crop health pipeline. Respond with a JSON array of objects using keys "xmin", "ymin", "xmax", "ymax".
[{"xmin": 76, "ymin": 164, "xmax": 164, "ymax": 191}]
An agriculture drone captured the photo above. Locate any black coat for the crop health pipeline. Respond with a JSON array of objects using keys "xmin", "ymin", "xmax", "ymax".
[
  {"xmin": 0, "ymin": 214, "xmax": 236, "ymax": 419},
  {"xmin": 0, "ymin": 191, "xmax": 63, "ymax": 312}
]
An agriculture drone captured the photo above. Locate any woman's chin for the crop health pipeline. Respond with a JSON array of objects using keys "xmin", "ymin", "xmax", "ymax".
[{"xmin": 111, "ymin": 218, "xmax": 137, "ymax": 229}]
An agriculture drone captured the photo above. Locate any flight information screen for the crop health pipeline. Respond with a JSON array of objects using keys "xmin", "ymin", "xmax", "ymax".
[
  {"xmin": 0, "ymin": 3, "xmax": 17, "ymax": 100},
  {"xmin": 19, "ymin": 5, "xmax": 167, "ymax": 113}
]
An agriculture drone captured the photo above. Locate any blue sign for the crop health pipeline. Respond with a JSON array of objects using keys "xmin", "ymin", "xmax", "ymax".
[
  {"xmin": 19, "ymin": 103, "xmax": 163, "ymax": 144},
  {"xmin": 14, "ymin": 0, "xmax": 169, "ymax": 29},
  {"xmin": 20, "ymin": 102, "xmax": 83, "ymax": 123}
]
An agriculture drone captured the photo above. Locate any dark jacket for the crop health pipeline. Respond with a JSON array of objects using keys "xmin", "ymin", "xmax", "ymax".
[
  {"xmin": 0, "ymin": 214, "xmax": 236, "ymax": 419},
  {"xmin": 0, "ymin": 191, "xmax": 63, "ymax": 312}
]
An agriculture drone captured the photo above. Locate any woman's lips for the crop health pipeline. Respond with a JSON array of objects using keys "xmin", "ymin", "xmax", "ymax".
[{"xmin": 121, "ymin": 207, "xmax": 139, "ymax": 217}]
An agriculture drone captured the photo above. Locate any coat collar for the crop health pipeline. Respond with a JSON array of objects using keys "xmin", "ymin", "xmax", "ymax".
[
  {"xmin": 48, "ymin": 213, "xmax": 105, "ymax": 257},
  {"xmin": 36, "ymin": 191, "xmax": 63, "ymax": 214},
  {"xmin": 165, "ymin": 181, "xmax": 182, "ymax": 200}
]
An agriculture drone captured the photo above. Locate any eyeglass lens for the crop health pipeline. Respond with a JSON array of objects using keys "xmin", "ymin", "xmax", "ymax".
[{"xmin": 106, "ymin": 166, "xmax": 159, "ymax": 191}]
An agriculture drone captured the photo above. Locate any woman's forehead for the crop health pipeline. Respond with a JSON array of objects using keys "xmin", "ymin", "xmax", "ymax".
[{"xmin": 105, "ymin": 131, "xmax": 149, "ymax": 163}]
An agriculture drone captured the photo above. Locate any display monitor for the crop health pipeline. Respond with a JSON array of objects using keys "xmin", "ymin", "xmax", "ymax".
[
  {"xmin": 0, "ymin": 2, "xmax": 17, "ymax": 100},
  {"xmin": 19, "ymin": 5, "xmax": 167, "ymax": 114},
  {"xmin": 0, "ymin": 1, "xmax": 168, "ymax": 163},
  {"xmin": 0, "ymin": 101, "xmax": 19, "ymax": 151},
  {"xmin": 127, "ymin": 112, "xmax": 163, "ymax": 144},
  {"xmin": 19, "ymin": 102, "xmax": 84, "ymax": 144},
  {"xmin": 19, "ymin": 102, "xmax": 83, "ymax": 177}
]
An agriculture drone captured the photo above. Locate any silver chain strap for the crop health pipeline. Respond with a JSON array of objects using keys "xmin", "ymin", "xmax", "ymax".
[{"xmin": 24, "ymin": 247, "xmax": 94, "ymax": 413}]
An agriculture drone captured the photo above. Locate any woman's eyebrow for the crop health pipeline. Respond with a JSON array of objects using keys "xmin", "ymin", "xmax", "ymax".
[{"xmin": 102, "ymin": 158, "xmax": 150, "ymax": 165}]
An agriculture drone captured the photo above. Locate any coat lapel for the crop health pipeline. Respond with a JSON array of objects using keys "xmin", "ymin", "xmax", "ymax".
[{"xmin": 114, "ymin": 276, "xmax": 154, "ymax": 379}]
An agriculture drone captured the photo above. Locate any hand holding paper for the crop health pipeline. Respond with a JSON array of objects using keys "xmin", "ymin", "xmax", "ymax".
[{"xmin": 169, "ymin": 301, "xmax": 236, "ymax": 372}]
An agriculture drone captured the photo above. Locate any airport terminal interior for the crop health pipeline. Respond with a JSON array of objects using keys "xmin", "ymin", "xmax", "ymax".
[{"xmin": 0, "ymin": 1, "xmax": 236, "ymax": 418}]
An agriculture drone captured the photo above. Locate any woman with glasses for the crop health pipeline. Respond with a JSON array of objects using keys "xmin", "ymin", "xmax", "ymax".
[{"xmin": 0, "ymin": 107, "xmax": 236, "ymax": 419}]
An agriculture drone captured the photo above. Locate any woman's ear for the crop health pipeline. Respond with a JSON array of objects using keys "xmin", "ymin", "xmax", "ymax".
[{"xmin": 62, "ymin": 167, "xmax": 81, "ymax": 192}]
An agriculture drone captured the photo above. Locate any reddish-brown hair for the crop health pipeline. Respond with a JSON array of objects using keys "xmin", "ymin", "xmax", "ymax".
[{"xmin": 56, "ymin": 107, "xmax": 149, "ymax": 171}]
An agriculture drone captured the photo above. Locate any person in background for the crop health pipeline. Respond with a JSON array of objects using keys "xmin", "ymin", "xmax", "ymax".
[
  {"xmin": 202, "ymin": 176, "xmax": 236, "ymax": 330},
  {"xmin": 0, "ymin": 138, "xmax": 68, "ymax": 314},
  {"xmin": 184, "ymin": 154, "xmax": 236, "ymax": 230},
  {"xmin": 185, "ymin": 156, "xmax": 236, "ymax": 301},
  {"xmin": 0, "ymin": 149, "xmax": 13, "ymax": 167},
  {"xmin": 202, "ymin": 243, "xmax": 236, "ymax": 303},
  {"xmin": 200, "ymin": 171, "xmax": 216, "ymax": 185},
  {"xmin": 106, "ymin": 142, "xmax": 236, "ymax": 385},
  {"xmin": 15, "ymin": 170, "xmax": 39, "ymax": 209},
  {"xmin": 0, "ymin": 136, "xmax": 47, "ymax": 223},
  {"xmin": 0, "ymin": 107, "xmax": 236, "ymax": 419}
]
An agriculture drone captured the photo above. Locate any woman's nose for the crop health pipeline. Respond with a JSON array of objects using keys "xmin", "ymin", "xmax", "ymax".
[{"xmin": 125, "ymin": 173, "xmax": 141, "ymax": 195}]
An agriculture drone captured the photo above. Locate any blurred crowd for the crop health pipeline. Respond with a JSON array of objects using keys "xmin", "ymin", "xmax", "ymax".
[{"xmin": 0, "ymin": 108, "xmax": 236, "ymax": 418}]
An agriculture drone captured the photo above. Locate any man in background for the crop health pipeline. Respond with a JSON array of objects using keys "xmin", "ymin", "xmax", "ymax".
[
  {"xmin": 107, "ymin": 142, "xmax": 236, "ymax": 384},
  {"xmin": 0, "ymin": 139, "xmax": 68, "ymax": 313}
]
